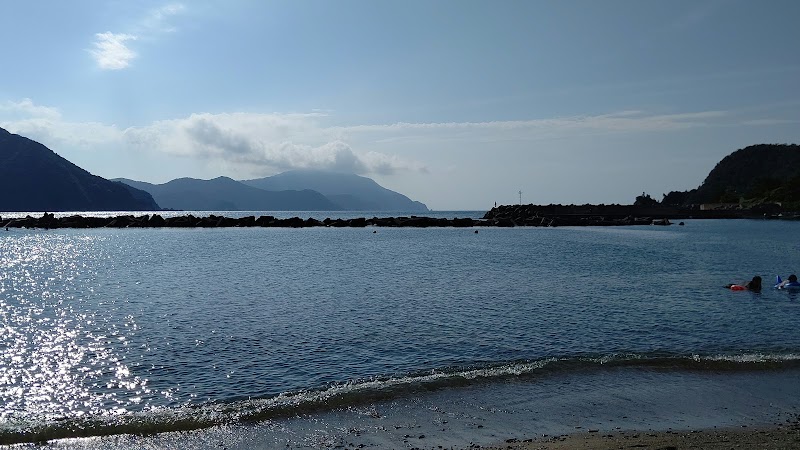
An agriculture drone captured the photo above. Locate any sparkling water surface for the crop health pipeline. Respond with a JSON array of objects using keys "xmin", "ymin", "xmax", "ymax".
[{"xmin": 1, "ymin": 218, "xmax": 799, "ymax": 439}]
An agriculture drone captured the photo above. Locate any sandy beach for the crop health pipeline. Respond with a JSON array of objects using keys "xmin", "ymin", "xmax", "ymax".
[
  {"xmin": 25, "ymin": 368, "xmax": 800, "ymax": 449},
  {"xmin": 485, "ymin": 420, "xmax": 800, "ymax": 449}
]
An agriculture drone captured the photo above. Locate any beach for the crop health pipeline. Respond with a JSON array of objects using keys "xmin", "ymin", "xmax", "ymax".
[
  {"xmin": 21, "ymin": 366, "xmax": 800, "ymax": 449},
  {"xmin": 486, "ymin": 422, "xmax": 800, "ymax": 450}
]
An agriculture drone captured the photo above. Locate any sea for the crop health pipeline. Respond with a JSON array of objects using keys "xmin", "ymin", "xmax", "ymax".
[{"xmin": 2, "ymin": 212, "xmax": 800, "ymax": 449}]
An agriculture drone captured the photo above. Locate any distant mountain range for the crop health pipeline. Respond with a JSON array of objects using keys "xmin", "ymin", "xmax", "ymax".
[
  {"xmin": 241, "ymin": 170, "xmax": 429, "ymax": 211},
  {"xmin": 0, "ymin": 127, "xmax": 158, "ymax": 212},
  {"xmin": 0, "ymin": 126, "xmax": 428, "ymax": 212},
  {"xmin": 115, "ymin": 171, "xmax": 429, "ymax": 212},
  {"xmin": 3, "ymin": 125, "xmax": 798, "ymax": 213},
  {"xmin": 114, "ymin": 176, "xmax": 340, "ymax": 211}
]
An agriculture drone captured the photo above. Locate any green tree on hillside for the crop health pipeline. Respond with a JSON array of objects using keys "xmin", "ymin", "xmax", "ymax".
[
  {"xmin": 689, "ymin": 144, "xmax": 800, "ymax": 204},
  {"xmin": 661, "ymin": 190, "xmax": 693, "ymax": 206}
]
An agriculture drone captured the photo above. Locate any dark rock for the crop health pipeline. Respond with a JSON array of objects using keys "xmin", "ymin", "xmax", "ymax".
[
  {"xmin": 347, "ymin": 217, "xmax": 367, "ymax": 227},
  {"xmin": 238, "ymin": 216, "xmax": 256, "ymax": 227},
  {"xmin": 165, "ymin": 215, "xmax": 195, "ymax": 227},
  {"xmin": 256, "ymin": 215, "xmax": 276, "ymax": 227},
  {"xmin": 106, "ymin": 216, "xmax": 133, "ymax": 228},
  {"xmin": 284, "ymin": 217, "xmax": 305, "ymax": 228},
  {"xmin": 38, "ymin": 212, "xmax": 57, "ymax": 228},
  {"xmin": 59, "ymin": 215, "xmax": 88, "ymax": 228},
  {"xmin": 148, "ymin": 214, "xmax": 166, "ymax": 227},
  {"xmin": 496, "ymin": 218, "xmax": 515, "ymax": 227},
  {"xmin": 305, "ymin": 218, "xmax": 323, "ymax": 227},
  {"xmin": 452, "ymin": 217, "xmax": 474, "ymax": 227}
]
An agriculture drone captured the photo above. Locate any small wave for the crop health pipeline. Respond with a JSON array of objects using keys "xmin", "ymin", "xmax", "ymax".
[
  {"xmin": 700, "ymin": 352, "xmax": 800, "ymax": 364},
  {"xmin": 3, "ymin": 351, "xmax": 800, "ymax": 444}
]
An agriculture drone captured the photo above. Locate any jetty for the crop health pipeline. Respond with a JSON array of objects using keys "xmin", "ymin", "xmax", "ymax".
[{"xmin": 3, "ymin": 202, "xmax": 793, "ymax": 230}]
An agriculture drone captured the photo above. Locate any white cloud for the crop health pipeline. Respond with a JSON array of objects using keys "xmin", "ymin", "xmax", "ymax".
[
  {"xmin": 122, "ymin": 112, "xmax": 421, "ymax": 175},
  {"xmin": 333, "ymin": 110, "xmax": 729, "ymax": 136},
  {"xmin": 142, "ymin": 3, "xmax": 186, "ymax": 33},
  {"xmin": 0, "ymin": 99, "xmax": 122, "ymax": 149},
  {"xmin": 114, "ymin": 109, "xmax": 737, "ymax": 176},
  {"xmin": 89, "ymin": 3, "xmax": 185, "ymax": 70},
  {"xmin": 90, "ymin": 32, "xmax": 137, "ymax": 70},
  {"xmin": 740, "ymin": 118, "xmax": 799, "ymax": 126},
  {"xmin": 0, "ymin": 98, "xmax": 61, "ymax": 121},
  {"xmin": 363, "ymin": 151, "xmax": 428, "ymax": 174}
]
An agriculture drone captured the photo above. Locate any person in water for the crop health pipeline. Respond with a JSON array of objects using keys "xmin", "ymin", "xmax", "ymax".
[
  {"xmin": 727, "ymin": 276, "xmax": 762, "ymax": 292},
  {"xmin": 777, "ymin": 274, "xmax": 798, "ymax": 288}
]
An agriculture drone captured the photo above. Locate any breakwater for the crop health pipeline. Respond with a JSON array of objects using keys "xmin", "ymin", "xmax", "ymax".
[
  {"xmin": 3, "ymin": 213, "xmax": 482, "ymax": 228},
  {"xmin": 1, "ymin": 207, "xmax": 680, "ymax": 229},
  {"xmin": 481, "ymin": 203, "xmax": 773, "ymax": 226},
  {"xmin": 484, "ymin": 204, "xmax": 674, "ymax": 226}
]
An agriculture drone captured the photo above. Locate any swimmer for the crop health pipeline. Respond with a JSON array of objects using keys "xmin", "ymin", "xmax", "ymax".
[{"xmin": 726, "ymin": 276, "xmax": 762, "ymax": 292}]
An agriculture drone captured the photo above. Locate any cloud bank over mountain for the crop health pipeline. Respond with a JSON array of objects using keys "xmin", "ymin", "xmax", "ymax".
[
  {"xmin": 0, "ymin": 103, "xmax": 432, "ymax": 176},
  {"xmin": 1, "ymin": 97, "xmax": 797, "ymax": 209}
]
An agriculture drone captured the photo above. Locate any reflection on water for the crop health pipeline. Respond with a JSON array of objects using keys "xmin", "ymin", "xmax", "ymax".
[{"xmin": 0, "ymin": 234, "xmax": 147, "ymax": 421}]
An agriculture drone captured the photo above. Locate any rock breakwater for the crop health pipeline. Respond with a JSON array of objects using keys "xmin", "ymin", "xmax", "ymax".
[
  {"xmin": 483, "ymin": 204, "xmax": 678, "ymax": 226},
  {"xmin": 0, "ymin": 208, "xmax": 683, "ymax": 229},
  {"xmin": 2, "ymin": 213, "xmax": 485, "ymax": 229}
]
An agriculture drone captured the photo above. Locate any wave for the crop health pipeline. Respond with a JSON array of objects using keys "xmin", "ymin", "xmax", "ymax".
[{"xmin": 3, "ymin": 350, "xmax": 800, "ymax": 445}]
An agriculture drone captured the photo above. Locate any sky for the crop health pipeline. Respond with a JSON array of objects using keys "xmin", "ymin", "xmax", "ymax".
[{"xmin": 1, "ymin": 0, "xmax": 799, "ymax": 210}]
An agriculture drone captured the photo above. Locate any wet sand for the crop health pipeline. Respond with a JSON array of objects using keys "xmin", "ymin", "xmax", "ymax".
[
  {"xmin": 486, "ymin": 420, "xmax": 800, "ymax": 449},
  {"xmin": 30, "ymin": 368, "xmax": 800, "ymax": 449}
]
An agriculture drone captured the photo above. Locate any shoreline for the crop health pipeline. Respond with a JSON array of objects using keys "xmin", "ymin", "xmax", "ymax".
[
  {"xmin": 25, "ymin": 367, "xmax": 800, "ymax": 449},
  {"xmin": 484, "ymin": 421, "xmax": 800, "ymax": 449}
]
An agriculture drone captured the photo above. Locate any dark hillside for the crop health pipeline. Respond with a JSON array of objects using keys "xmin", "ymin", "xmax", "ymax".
[
  {"xmin": 114, "ymin": 176, "xmax": 341, "ymax": 211},
  {"xmin": 689, "ymin": 144, "xmax": 800, "ymax": 204},
  {"xmin": 0, "ymin": 127, "xmax": 159, "ymax": 212},
  {"xmin": 242, "ymin": 170, "xmax": 429, "ymax": 211}
]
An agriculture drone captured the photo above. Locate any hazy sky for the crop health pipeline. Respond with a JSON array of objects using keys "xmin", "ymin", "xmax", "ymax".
[{"xmin": 1, "ymin": 1, "xmax": 798, "ymax": 210}]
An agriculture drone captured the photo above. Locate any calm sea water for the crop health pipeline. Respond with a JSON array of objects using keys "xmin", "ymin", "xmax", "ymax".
[{"xmin": 1, "ymin": 217, "xmax": 799, "ymax": 443}]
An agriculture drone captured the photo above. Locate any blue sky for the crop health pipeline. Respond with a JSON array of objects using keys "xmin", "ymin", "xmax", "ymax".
[{"xmin": 1, "ymin": 0, "xmax": 798, "ymax": 210}]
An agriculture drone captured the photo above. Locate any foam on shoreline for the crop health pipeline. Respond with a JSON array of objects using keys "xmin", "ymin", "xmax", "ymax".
[{"xmin": 27, "ymin": 367, "xmax": 800, "ymax": 449}]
